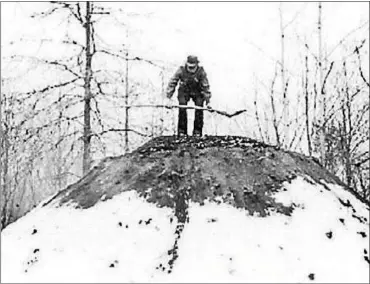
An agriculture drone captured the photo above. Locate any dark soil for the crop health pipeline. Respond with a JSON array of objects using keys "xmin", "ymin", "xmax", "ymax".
[{"xmin": 44, "ymin": 135, "xmax": 359, "ymax": 217}]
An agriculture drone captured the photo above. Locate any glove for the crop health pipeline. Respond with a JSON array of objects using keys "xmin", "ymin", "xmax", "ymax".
[
  {"xmin": 166, "ymin": 92, "xmax": 173, "ymax": 99},
  {"xmin": 204, "ymin": 93, "xmax": 211, "ymax": 109},
  {"xmin": 166, "ymin": 97, "xmax": 174, "ymax": 109}
]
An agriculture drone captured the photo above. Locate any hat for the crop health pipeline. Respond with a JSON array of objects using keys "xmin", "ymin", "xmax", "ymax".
[{"xmin": 187, "ymin": 55, "xmax": 199, "ymax": 64}]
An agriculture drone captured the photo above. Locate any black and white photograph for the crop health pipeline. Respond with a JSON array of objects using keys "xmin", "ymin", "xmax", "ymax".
[{"xmin": 0, "ymin": 1, "xmax": 369, "ymax": 283}]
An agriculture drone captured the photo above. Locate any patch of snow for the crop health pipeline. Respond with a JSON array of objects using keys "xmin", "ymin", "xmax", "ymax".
[{"xmin": 1, "ymin": 178, "xmax": 369, "ymax": 283}]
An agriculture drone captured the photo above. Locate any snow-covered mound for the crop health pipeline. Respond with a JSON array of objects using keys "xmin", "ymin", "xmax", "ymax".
[{"xmin": 2, "ymin": 136, "xmax": 369, "ymax": 283}]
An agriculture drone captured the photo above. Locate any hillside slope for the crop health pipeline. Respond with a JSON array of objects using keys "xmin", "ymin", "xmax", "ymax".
[{"xmin": 2, "ymin": 136, "xmax": 369, "ymax": 283}]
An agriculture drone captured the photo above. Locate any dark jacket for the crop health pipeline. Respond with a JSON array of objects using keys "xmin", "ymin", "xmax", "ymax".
[{"xmin": 166, "ymin": 66, "xmax": 211, "ymax": 103}]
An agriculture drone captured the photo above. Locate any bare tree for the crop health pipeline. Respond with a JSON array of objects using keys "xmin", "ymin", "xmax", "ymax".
[
  {"xmin": 125, "ymin": 30, "xmax": 130, "ymax": 152},
  {"xmin": 0, "ymin": 88, "xmax": 36, "ymax": 229},
  {"xmin": 0, "ymin": 79, "xmax": 3, "ymax": 200},
  {"xmin": 279, "ymin": 3, "xmax": 289, "ymax": 146},
  {"xmin": 317, "ymin": 1, "xmax": 326, "ymax": 164},
  {"xmin": 304, "ymin": 55, "xmax": 312, "ymax": 156},
  {"xmin": 253, "ymin": 88, "xmax": 265, "ymax": 143},
  {"xmin": 0, "ymin": 2, "xmax": 169, "ymax": 229},
  {"xmin": 270, "ymin": 65, "xmax": 281, "ymax": 146},
  {"xmin": 82, "ymin": 1, "xmax": 93, "ymax": 175}
]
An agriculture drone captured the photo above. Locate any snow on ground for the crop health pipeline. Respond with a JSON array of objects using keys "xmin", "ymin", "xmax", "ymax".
[{"xmin": 1, "ymin": 177, "xmax": 369, "ymax": 283}]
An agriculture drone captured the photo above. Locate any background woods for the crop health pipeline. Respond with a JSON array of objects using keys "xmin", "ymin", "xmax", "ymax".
[{"xmin": 1, "ymin": 2, "xmax": 369, "ymax": 229}]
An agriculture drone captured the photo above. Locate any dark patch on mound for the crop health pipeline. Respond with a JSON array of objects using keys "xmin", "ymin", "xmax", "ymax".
[
  {"xmin": 308, "ymin": 273, "xmax": 315, "ymax": 280},
  {"xmin": 156, "ymin": 186, "xmax": 191, "ymax": 273},
  {"xmin": 44, "ymin": 136, "xmax": 356, "ymax": 217}
]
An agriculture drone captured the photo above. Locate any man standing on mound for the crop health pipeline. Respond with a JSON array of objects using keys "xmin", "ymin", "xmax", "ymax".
[{"xmin": 166, "ymin": 55, "xmax": 212, "ymax": 137}]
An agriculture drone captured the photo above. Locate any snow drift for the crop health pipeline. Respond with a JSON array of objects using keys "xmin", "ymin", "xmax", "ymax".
[{"xmin": 1, "ymin": 136, "xmax": 369, "ymax": 283}]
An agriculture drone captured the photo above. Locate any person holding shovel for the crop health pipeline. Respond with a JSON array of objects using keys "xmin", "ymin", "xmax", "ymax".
[{"xmin": 166, "ymin": 55, "xmax": 212, "ymax": 137}]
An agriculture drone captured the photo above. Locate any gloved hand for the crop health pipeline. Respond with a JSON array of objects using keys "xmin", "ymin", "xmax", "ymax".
[
  {"xmin": 204, "ymin": 93, "xmax": 211, "ymax": 109},
  {"xmin": 166, "ymin": 97, "xmax": 174, "ymax": 109},
  {"xmin": 166, "ymin": 92, "xmax": 173, "ymax": 99}
]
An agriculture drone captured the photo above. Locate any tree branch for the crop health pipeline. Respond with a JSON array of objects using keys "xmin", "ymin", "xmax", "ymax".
[
  {"xmin": 91, "ymin": 128, "xmax": 149, "ymax": 138},
  {"xmin": 23, "ymin": 78, "xmax": 80, "ymax": 96},
  {"xmin": 354, "ymin": 41, "xmax": 370, "ymax": 87},
  {"xmin": 321, "ymin": 61, "xmax": 335, "ymax": 95},
  {"xmin": 325, "ymin": 21, "xmax": 369, "ymax": 60}
]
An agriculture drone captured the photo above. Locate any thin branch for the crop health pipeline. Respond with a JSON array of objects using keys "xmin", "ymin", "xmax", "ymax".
[
  {"xmin": 283, "ymin": 3, "xmax": 307, "ymax": 29},
  {"xmin": 95, "ymin": 49, "xmax": 162, "ymax": 68},
  {"xmin": 91, "ymin": 128, "xmax": 149, "ymax": 138},
  {"xmin": 321, "ymin": 61, "xmax": 335, "ymax": 95},
  {"xmin": 43, "ymin": 59, "xmax": 82, "ymax": 78},
  {"xmin": 23, "ymin": 78, "xmax": 80, "ymax": 96},
  {"xmin": 354, "ymin": 41, "xmax": 370, "ymax": 87},
  {"xmin": 289, "ymin": 119, "xmax": 306, "ymax": 151},
  {"xmin": 254, "ymin": 90, "xmax": 265, "ymax": 143},
  {"xmin": 322, "ymin": 88, "xmax": 363, "ymax": 128},
  {"xmin": 354, "ymin": 155, "xmax": 370, "ymax": 168},
  {"xmin": 55, "ymin": 130, "xmax": 81, "ymax": 148},
  {"xmin": 51, "ymin": 1, "xmax": 84, "ymax": 25},
  {"xmin": 269, "ymin": 66, "xmax": 280, "ymax": 146},
  {"xmin": 304, "ymin": 55, "xmax": 312, "ymax": 156},
  {"xmin": 244, "ymin": 39, "xmax": 298, "ymax": 78},
  {"xmin": 325, "ymin": 21, "xmax": 369, "ymax": 59}
]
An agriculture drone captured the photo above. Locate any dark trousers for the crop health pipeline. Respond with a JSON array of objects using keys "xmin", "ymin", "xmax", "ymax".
[{"xmin": 178, "ymin": 89, "xmax": 204, "ymax": 135}]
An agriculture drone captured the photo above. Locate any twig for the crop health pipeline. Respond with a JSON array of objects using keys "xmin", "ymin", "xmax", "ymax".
[
  {"xmin": 91, "ymin": 128, "xmax": 149, "ymax": 138},
  {"xmin": 325, "ymin": 21, "xmax": 369, "ymax": 60},
  {"xmin": 283, "ymin": 3, "xmax": 307, "ymax": 29},
  {"xmin": 253, "ymin": 90, "xmax": 265, "ymax": 143},
  {"xmin": 354, "ymin": 41, "xmax": 370, "ymax": 87},
  {"xmin": 269, "ymin": 65, "xmax": 280, "ymax": 146},
  {"xmin": 321, "ymin": 61, "xmax": 335, "ymax": 95}
]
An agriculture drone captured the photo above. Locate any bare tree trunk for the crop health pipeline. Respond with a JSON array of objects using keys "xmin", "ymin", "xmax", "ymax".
[
  {"xmin": 160, "ymin": 70, "xmax": 165, "ymax": 135},
  {"xmin": 270, "ymin": 66, "xmax": 280, "ymax": 146},
  {"xmin": 318, "ymin": 1, "xmax": 326, "ymax": 164},
  {"xmin": 124, "ymin": 30, "xmax": 129, "ymax": 152},
  {"xmin": 83, "ymin": 1, "xmax": 93, "ymax": 175},
  {"xmin": 57, "ymin": 89, "xmax": 63, "ymax": 190},
  {"xmin": 279, "ymin": 3, "xmax": 289, "ymax": 146},
  {"xmin": 304, "ymin": 55, "xmax": 312, "ymax": 156},
  {"xmin": 1, "ymin": 94, "xmax": 10, "ymax": 229},
  {"xmin": 343, "ymin": 61, "xmax": 352, "ymax": 187},
  {"xmin": 254, "ymin": 89, "xmax": 265, "ymax": 143},
  {"xmin": 0, "ymin": 80, "xmax": 3, "ymax": 198},
  {"xmin": 341, "ymin": 94, "xmax": 349, "ymax": 185}
]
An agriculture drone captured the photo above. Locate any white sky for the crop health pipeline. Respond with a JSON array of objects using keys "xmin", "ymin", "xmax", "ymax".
[
  {"xmin": 1, "ymin": 1, "xmax": 369, "ymax": 139},
  {"xmin": 2, "ymin": 2, "xmax": 368, "ymax": 102}
]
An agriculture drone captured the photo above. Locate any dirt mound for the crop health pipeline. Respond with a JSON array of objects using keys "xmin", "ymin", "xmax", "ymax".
[
  {"xmin": 5, "ymin": 136, "xmax": 367, "ymax": 281},
  {"xmin": 44, "ymin": 135, "xmax": 352, "ymax": 217}
]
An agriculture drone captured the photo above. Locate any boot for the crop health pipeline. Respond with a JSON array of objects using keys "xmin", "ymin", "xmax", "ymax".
[
  {"xmin": 193, "ymin": 130, "xmax": 202, "ymax": 137},
  {"xmin": 178, "ymin": 129, "xmax": 187, "ymax": 137}
]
